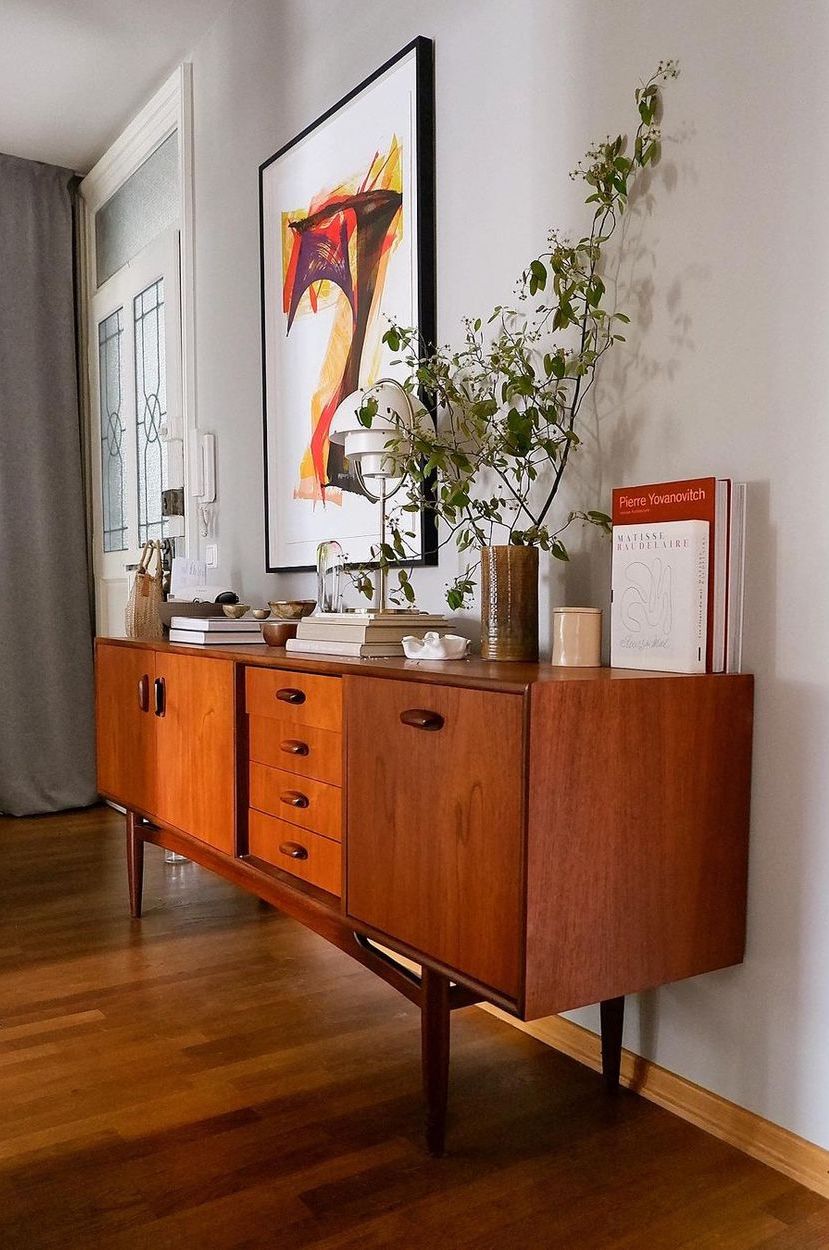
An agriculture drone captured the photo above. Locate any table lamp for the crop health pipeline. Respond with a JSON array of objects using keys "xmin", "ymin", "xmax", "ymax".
[{"xmin": 328, "ymin": 378, "xmax": 428, "ymax": 614}]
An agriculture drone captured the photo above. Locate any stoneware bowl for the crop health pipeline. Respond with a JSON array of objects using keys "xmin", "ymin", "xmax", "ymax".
[
  {"xmin": 268, "ymin": 599, "xmax": 316, "ymax": 620},
  {"xmin": 222, "ymin": 604, "xmax": 250, "ymax": 619},
  {"xmin": 250, "ymin": 608, "xmax": 270, "ymax": 620},
  {"xmin": 262, "ymin": 620, "xmax": 299, "ymax": 647}
]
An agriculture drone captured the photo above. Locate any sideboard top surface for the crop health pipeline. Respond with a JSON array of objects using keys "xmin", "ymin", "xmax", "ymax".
[{"xmin": 96, "ymin": 637, "xmax": 753, "ymax": 695}]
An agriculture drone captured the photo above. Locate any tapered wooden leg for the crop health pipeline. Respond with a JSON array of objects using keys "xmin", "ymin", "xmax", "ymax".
[
  {"xmin": 600, "ymin": 995, "xmax": 625, "ymax": 1092},
  {"xmin": 126, "ymin": 811, "xmax": 145, "ymax": 919},
  {"xmin": 421, "ymin": 967, "xmax": 451, "ymax": 1156}
]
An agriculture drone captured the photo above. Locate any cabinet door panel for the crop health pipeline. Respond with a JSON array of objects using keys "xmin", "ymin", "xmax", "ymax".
[
  {"xmin": 154, "ymin": 653, "xmax": 236, "ymax": 853},
  {"xmin": 345, "ymin": 677, "xmax": 525, "ymax": 997},
  {"xmin": 95, "ymin": 644, "xmax": 156, "ymax": 813}
]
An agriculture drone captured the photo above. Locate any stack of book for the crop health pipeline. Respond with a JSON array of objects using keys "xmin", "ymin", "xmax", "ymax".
[
  {"xmin": 610, "ymin": 476, "xmax": 746, "ymax": 674},
  {"xmin": 169, "ymin": 616, "xmax": 266, "ymax": 646},
  {"xmin": 285, "ymin": 611, "xmax": 450, "ymax": 658}
]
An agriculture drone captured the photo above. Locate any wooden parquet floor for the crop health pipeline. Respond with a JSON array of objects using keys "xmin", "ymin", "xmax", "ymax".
[{"xmin": 0, "ymin": 805, "xmax": 826, "ymax": 1249}]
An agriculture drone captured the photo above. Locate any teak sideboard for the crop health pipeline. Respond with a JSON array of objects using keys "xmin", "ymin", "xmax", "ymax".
[{"xmin": 95, "ymin": 637, "xmax": 754, "ymax": 1154}]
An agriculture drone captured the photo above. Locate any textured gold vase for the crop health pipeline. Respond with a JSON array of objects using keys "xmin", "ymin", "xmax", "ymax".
[{"xmin": 480, "ymin": 545, "xmax": 539, "ymax": 662}]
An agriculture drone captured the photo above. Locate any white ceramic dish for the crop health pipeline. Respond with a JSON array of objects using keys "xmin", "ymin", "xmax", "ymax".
[{"xmin": 401, "ymin": 631, "xmax": 470, "ymax": 660}]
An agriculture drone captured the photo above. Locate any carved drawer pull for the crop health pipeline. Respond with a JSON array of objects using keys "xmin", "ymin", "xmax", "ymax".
[
  {"xmin": 280, "ymin": 790, "xmax": 310, "ymax": 809},
  {"xmin": 153, "ymin": 676, "xmax": 166, "ymax": 718},
  {"xmin": 281, "ymin": 739, "xmax": 310, "ymax": 756},
  {"xmin": 278, "ymin": 841, "xmax": 309, "ymax": 860},
  {"xmin": 276, "ymin": 688, "xmax": 306, "ymax": 705},
  {"xmin": 399, "ymin": 709, "xmax": 445, "ymax": 732},
  {"xmin": 137, "ymin": 674, "xmax": 149, "ymax": 713}
]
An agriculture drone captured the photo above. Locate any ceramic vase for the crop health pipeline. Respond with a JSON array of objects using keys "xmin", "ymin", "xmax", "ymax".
[{"xmin": 480, "ymin": 545, "xmax": 539, "ymax": 662}]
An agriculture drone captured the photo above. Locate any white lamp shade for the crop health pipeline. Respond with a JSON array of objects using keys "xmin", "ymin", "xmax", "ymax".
[{"xmin": 328, "ymin": 380, "xmax": 428, "ymax": 482}]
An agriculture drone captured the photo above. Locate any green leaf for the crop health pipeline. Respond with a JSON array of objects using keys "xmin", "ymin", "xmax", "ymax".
[
  {"xmin": 551, "ymin": 538, "xmax": 570, "ymax": 562},
  {"xmin": 357, "ymin": 396, "xmax": 378, "ymax": 428}
]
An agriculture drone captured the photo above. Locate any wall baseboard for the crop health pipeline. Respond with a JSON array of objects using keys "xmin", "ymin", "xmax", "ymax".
[{"xmin": 481, "ymin": 1006, "xmax": 829, "ymax": 1199}]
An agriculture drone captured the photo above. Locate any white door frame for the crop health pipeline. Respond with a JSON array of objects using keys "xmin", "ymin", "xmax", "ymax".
[{"xmin": 79, "ymin": 64, "xmax": 198, "ymax": 578}]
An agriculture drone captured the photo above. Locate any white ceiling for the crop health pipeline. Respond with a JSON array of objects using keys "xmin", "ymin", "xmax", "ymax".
[{"xmin": 0, "ymin": 0, "xmax": 231, "ymax": 172}]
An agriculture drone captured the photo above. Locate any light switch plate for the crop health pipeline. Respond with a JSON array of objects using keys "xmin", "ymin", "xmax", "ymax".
[{"xmin": 205, "ymin": 544, "xmax": 218, "ymax": 568}]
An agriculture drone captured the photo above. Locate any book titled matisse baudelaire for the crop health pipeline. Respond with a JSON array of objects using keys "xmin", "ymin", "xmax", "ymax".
[{"xmin": 610, "ymin": 520, "xmax": 709, "ymax": 673}]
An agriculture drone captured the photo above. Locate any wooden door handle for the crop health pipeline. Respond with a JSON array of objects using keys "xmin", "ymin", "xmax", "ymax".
[
  {"xmin": 137, "ymin": 674, "xmax": 150, "ymax": 713},
  {"xmin": 280, "ymin": 790, "xmax": 309, "ymax": 809},
  {"xmin": 399, "ymin": 709, "xmax": 444, "ymax": 732},
  {"xmin": 153, "ymin": 676, "xmax": 166, "ymax": 717},
  {"xmin": 278, "ymin": 841, "xmax": 309, "ymax": 860},
  {"xmin": 280, "ymin": 739, "xmax": 310, "ymax": 756},
  {"xmin": 276, "ymin": 688, "xmax": 306, "ymax": 705}
]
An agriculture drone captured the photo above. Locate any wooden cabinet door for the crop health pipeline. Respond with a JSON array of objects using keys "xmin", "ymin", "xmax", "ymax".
[
  {"xmin": 345, "ymin": 677, "xmax": 525, "ymax": 998},
  {"xmin": 153, "ymin": 652, "xmax": 236, "ymax": 853},
  {"xmin": 95, "ymin": 643, "xmax": 156, "ymax": 813}
]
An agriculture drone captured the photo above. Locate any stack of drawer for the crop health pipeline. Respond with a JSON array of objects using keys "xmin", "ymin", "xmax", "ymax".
[{"xmin": 245, "ymin": 668, "xmax": 343, "ymax": 896}]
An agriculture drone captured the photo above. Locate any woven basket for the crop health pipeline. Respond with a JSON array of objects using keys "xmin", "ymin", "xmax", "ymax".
[{"xmin": 125, "ymin": 541, "xmax": 165, "ymax": 640}]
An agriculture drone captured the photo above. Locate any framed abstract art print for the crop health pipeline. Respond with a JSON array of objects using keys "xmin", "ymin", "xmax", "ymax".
[{"xmin": 259, "ymin": 36, "xmax": 436, "ymax": 572}]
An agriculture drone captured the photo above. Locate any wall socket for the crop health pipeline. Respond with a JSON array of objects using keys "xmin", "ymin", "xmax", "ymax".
[{"xmin": 205, "ymin": 544, "xmax": 218, "ymax": 568}]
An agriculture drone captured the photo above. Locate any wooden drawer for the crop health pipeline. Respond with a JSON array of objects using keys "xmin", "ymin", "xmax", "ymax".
[
  {"xmin": 249, "ymin": 761, "xmax": 342, "ymax": 841},
  {"xmin": 245, "ymin": 668, "xmax": 342, "ymax": 732},
  {"xmin": 345, "ymin": 676, "xmax": 525, "ymax": 998},
  {"xmin": 248, "ymin": 809, "xmax": 341, "ymax": 896},
  {"xmin": 248, "ymin": 714, "xmax": 342, "ymax": 786}
]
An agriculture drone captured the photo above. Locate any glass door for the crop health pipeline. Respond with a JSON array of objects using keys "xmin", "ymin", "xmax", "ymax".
[{"xmin": 90, "ymin": 229, "xmax": 181, "ymax": 635}]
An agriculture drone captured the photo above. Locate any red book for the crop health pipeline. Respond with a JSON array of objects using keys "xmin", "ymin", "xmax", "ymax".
[{"xmin": 612, "ymin": 477, "xmax": 730, "ymax": 672}]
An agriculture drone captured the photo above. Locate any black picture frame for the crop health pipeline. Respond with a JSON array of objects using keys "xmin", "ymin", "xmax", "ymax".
[{"xmin": 259, "ymin": 35, "xmax": 437, "ymax": 574}]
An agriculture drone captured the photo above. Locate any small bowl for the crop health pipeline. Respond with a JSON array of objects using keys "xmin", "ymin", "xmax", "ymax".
[
  {"xmin": 262, "ymin": 621, "xmax": 299, "ymax": 647},
  {"xmin": 268, "ymin": 599, "xmax": 316, "ymax": 620},
  {"xmin": 251, "ymin": 608, "xmax": 270, "ymax": 620},
  {"xmin": 222, "ymin": 604, "xmax": 250, "ymax": 619}
]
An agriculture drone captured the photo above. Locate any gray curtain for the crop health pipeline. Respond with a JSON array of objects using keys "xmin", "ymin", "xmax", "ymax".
[{"xmin": 0, "ymin": 153, "xmax": 97, "ymax": 815}]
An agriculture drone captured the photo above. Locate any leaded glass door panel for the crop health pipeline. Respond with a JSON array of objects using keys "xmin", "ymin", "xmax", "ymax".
[{"xmin": 90, "ymin": 229, "xmax": 181, "ymax": 635}]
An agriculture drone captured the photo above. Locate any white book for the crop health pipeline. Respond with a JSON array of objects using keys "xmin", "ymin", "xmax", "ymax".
[
  {"xmin": 285, "ymin": 637, "xmax": 405, "ymax": 658},
  {"xmin": 726, "ymin": 483, "xmax": 747, "ymax": 674},
  {"xmin": 296, "ymin": 622, "xmax": 438, "ymax": 643},
  {"xmin": 610, "ymin": 520, "xmax": 709, "ymax": 673},
  {"xmin": 169, "ymin": 629, "xmax": 266, "ymax": 645},
  {"xmin": 306, "ymin": 611, "xmax": 447, "ymax": 625},
  {"xmin": 169, "ymin": 615, "xmax": 261, "ymax": 631}
]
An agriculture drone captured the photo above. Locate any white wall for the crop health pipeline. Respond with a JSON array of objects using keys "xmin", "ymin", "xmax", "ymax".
[{"xmin": 187, "ymin": 0, "xmax": 829, "ymax": 1148}]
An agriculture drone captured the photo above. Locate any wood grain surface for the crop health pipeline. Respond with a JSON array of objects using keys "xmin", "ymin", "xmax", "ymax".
[
  {"xmin": 245, "ymin": 667, "xmax": 343, "ymax": 732},
  {"xmin": 344, "ymin": 676, "xmax": 525, "ymax": 998},
  {"xmin": 248, "ymin": 714, "xmax": 343, "ymax": 786},
  {"xmin": 153, "ymin": 650, "xmax": 237, "ymax": 855},
  {"xmin": 524, "ymin": 673, "xmax": 754, "ymax": 1016},
  {"xmin": 0, "ymin": 805, "xmax": 823, "ymax": 1250},
  {"xmin": 95, "ymin": 643, "xmax": 157, "ymax": 813},
  {"xmin": 249, "ymin": 763, "xmax": 342, "ymax": 841},
  {"xmin": 247, "ymin": 809, "xmax": 342, "ymax": 895}
]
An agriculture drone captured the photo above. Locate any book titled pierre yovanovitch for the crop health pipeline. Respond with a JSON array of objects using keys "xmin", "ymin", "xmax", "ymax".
[{"xmin": 610, "ymin": 519, "xmax": 709, "ymax": 673}]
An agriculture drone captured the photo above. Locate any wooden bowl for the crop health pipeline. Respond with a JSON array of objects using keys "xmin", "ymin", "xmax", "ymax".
[
  {"xmin": 262, "ymin": 621, "xmax": 299, "ymax": 647},
  {"xmin": 222, "ymin": 604, "xmax": 250, "ymax": 619},
  {"xmin": 267, "ymin": 600, "xmax": 316, "ymax": 620},
  {"xmin": 251, "ymin": 608, "xmax": 270, "ymax": 619}
]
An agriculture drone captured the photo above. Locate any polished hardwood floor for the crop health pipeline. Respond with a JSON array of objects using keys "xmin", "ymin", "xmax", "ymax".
[{"xmin": 0, "ymin": 806, "xmax": 826, "ymax": 1249}]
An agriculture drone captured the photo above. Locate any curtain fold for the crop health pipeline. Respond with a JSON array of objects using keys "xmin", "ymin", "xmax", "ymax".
[{"xmin": 0, "ymin": 153, "xmax": 97, "ymax": 815}]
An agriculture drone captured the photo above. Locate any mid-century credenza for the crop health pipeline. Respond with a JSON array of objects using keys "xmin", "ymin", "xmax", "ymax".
[{"xmin": 95, "ymin": 637, "xmax": 754, "ymax": 1153}]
